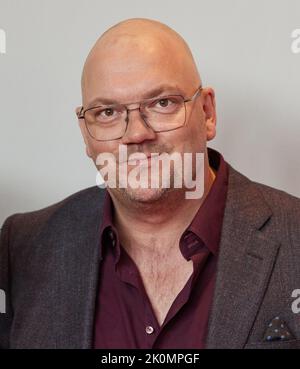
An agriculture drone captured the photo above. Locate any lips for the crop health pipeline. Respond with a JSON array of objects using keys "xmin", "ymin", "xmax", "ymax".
[{"xmin": 120, "ymin": 153, "xmax": 161, "ymax": 164}]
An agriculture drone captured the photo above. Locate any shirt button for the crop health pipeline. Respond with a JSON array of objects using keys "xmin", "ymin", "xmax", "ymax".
[
  {"xmin": 108, "ymin": 229, "xmax": 114, "ymax": 239},
  {"xmin": 145, "ymin": 326, "xmax": 154, "ymax": 335},
  {"xmin": 183, "ymin": 231, "xmax": 193, "ymax": 241},
  {"xmin": 188, "ymin": 239, "xmax": 199, "ymax": 249}
]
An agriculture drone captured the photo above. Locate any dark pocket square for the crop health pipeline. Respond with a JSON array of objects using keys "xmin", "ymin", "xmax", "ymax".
[{"xmin": 263, "ymin": 316, "xmax": 294, "ymax": 342}]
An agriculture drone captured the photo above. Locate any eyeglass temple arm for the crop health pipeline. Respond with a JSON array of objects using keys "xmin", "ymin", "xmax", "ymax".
[
  {"xmin": 184, "ymin": 86, "xmax": 203, "ymax": 103},
  {"xmin": 77, "ymin": 106, "xmax": 84, "ymax": 119}
]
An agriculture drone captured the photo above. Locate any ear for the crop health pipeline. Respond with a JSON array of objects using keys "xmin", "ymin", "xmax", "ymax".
[
  {"xmin": 201, "ymin": 88, "xmax": 217, "ymax": 141},
  {"xmin": 75, "ymin": 106, "xmax": 93, "ymax": 158}
]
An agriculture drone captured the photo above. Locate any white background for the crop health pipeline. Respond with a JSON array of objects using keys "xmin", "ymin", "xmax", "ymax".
[{"xmin": 0, "ymin": 0, "xmax": 299, "ymax": 225}]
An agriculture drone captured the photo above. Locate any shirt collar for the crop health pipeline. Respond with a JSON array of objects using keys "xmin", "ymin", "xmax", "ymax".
[{"xmin": 180, "ymin": 147, "xmax": 229, "ymax": 257}]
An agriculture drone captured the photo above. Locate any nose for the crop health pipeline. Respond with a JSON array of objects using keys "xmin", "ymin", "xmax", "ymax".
[{"xmin": 121, "ymin": 108, "xmax": 156, "ymax": 145}]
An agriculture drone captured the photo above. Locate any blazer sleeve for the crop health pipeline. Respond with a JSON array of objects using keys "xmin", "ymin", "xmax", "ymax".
[{"xmin": 0, "ymin": 215, "xmax": 16, "ymax": 349}]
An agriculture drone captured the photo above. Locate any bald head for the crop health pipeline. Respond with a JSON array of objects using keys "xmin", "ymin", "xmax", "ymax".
[{"xmin": 81, "ymin": 18, "xmax": 201, "ymax": 106}]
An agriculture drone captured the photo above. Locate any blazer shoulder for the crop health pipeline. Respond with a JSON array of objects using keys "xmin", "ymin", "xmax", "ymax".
[
  {"xmin": 1, "ymin": 186, "xmax": 104, "ymax": 244},
  {"xmin": 251, "ymin": 180, "xmax": 300, "ymax": 213},
  {"xmin": 249, "ymin": 180, "xmax": 300, "ymax": 250},
  {"xmin": 229, "ymin": 164, "xmax": 299, "ymax": 209},
  {"xmin": 228, "ymin": 164, "xmax": 300, "ymax": 238}
]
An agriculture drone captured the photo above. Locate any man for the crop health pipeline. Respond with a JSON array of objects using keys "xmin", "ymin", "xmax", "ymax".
[{"xmin": 0, "ymin": 18, "xmax": 300, "ymax": 349}]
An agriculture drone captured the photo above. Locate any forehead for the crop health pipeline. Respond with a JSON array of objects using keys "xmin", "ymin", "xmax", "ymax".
[
  {"xmin": 86, "ymin": 84, "xmax": 187, "ymax": 108},
  {"xmin": 82, "ymin": 33, "xmax": 197, "ymax": 105}
]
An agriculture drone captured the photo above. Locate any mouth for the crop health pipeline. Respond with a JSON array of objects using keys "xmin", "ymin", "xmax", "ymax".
[{"xmin": 119, "ymin": 153, "xmax": 161, "ymax": 165}]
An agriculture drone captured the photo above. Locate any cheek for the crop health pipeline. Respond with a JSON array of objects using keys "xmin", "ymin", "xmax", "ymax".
[
  {"xmin": 178, "ymin": 115, "xmax": 206, "ymax": 153},
  {"xmin": 86, "ymin": 138, "xmax": 118, "ymax": 163},
  {"xmin": 188, "ymin": 110, "xmax": 207, "ymax": 148},
  {"xmin": 80, "ymin": 120, "xmax": 118, "ymax": 159}
]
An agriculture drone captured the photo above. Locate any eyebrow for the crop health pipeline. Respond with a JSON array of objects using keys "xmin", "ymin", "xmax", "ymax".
[{"xmin": 86, "ymin": 84, "xmax": 185, "ymax": 108}]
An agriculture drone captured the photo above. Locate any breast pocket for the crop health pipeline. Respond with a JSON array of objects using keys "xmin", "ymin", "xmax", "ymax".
[{"xmin": 244, "ymin": 339, "xmax": 300, "ymax": 349}]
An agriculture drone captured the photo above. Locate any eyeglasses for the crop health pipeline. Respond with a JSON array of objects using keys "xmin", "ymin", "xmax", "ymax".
[{"xmin": 77, "ymin": 85, "xmax": 202, "ymax": 141}]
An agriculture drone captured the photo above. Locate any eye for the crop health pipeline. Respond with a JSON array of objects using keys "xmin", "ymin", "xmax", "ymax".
[
  {"xmin": 93, "ymin": 106, "xmax": 119, "ymax": 122},
  {"xmin": 157, "ymin": 98, "xmax": 171, "ymax": 107},
  {"xmin": 100, "ymin": 108, "xmax": 115, "ymax": 117},
  {"xmin": 147, "ymin": 96, "xmax": 181, "ymax": 114}
]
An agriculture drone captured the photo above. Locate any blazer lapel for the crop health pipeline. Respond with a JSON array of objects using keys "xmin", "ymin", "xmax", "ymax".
[
  {"xmin": 51, "ymin": 187, "xmax": 106, "ymax": 348},
  {"xmin": 206, "ymin": 166, "xmax": 281, "ymax": 349}
]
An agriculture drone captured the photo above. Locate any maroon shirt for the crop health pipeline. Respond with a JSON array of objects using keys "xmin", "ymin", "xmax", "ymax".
[{"xmin": 93, "ymin": 147, "xmax": 229, "ymax": 348}]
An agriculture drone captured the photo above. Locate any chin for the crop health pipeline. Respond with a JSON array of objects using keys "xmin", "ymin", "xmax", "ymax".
[{"xmin": 121, "ymin": 187, "xmax": 169, "ymax": 203}]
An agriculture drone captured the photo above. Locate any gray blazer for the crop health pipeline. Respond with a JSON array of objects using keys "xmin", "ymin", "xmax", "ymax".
[{"xmin": 0, "ymin": 164, "xmax": 300, "ymax": 349}]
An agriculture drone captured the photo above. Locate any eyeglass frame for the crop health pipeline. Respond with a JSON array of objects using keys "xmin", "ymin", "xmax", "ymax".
[{"xmin": 77, "ymin": 85, "xmax": 203, "ymax": 141}]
